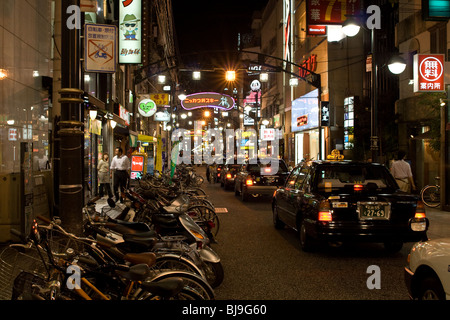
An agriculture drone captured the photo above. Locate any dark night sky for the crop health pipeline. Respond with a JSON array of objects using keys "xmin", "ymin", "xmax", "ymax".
[{"xmin": 172, "ymin": 0, "xmax": 269, "ymax": 68}]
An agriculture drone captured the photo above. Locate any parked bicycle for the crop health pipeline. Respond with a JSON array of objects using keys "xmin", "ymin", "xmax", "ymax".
[
  {"xmin": 420, "ymin": 176, "xmax": 441, "ymax": 208},
  {"xmin": 1, "ymin": 213, "xmax": 215, "ymax": 300}
]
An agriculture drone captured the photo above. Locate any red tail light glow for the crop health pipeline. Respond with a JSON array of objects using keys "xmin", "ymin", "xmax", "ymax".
[
  {"xmin": 226, "ymin": 173, "xmax": 232, "ymax": 179},
  {"xmin": 318, "ymin": 200, "xmax": 332, "ymax": 222},
  {"xmin": 246, "ymin": 179, "xmax": 253, "ymax": 186},
  {"xmin": 415, "ymin": 201, "xmax": 426, "ymax": 219},
  {"xmin": 354, "ymin": 184, "xmax": 364, "ymax": 191}
]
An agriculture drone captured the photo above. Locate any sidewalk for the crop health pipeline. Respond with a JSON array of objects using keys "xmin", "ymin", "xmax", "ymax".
[
  {"xmin": 424, "ymin": 206, "xmax": 450, "ymax": 240},
  {"xmin": 426, "ymin": 208, "xmax": 450, "ymax": 239}
]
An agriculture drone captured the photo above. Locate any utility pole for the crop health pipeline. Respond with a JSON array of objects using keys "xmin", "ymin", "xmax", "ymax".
[{"xmin": 58, "ymin": 0, "xmax": 84, "ymax": 233}]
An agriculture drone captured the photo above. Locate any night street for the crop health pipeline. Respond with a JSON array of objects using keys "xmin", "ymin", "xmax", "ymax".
[
  {"xmin": 196, "ymin": 166, "xmax": 441, "ymax": 300},
  {"xmin": 2, "ymin": 0, "xmax": 450, "ymax": 305}
]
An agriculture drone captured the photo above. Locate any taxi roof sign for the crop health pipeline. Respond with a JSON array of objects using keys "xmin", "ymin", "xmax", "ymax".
[{"xmin": 327, "ymin": 149, "xmax": 344, "ymax": 161}]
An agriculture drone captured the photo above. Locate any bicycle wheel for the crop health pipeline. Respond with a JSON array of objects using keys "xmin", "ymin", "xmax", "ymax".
[
  {"xmin": 152, "ymin": 255, "xmax": 205, "ymax": 279},
  {"xmin": 140, "ymin": 270, "xmax": 215, "ymax": 300},
  {"xmin": 421, "ymin": 185, "xmax": 440, "ymax": 208}
]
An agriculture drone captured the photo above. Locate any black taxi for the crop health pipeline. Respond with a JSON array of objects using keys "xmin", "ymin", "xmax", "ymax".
[{"xmin": 272, "ymin": 152, "xmax": 429, "ymax": 252}]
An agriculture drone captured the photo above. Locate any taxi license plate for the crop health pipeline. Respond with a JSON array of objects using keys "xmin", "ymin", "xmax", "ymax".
[{"xmin": 358, "ymin": 202, "xmax": 390, "ymax": 220}]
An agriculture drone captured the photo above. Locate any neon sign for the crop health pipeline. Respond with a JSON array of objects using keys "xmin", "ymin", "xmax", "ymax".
[{"xmin": 181, "ymin": 92, "xmax": 235, "ymax": 111}]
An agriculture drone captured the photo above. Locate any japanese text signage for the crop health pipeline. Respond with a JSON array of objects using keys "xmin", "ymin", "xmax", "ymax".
[
  {"xmin": 119, "ymin": 105, "xmax": 130, "ymax": 125},
  {"xmin": 8, "ymin": 128, "xmax": 18, "ymax": 141},
  {"xmin": 181, "ymin": 92, "xmax": 235, "ymax": 111},
  {"xmin": 321, "ymin": 101, "xmax": 330, "ymax": 126},
  {"xmin": 413, "ymin": 54, "xmax": 445, "ymax": 93},
  {"xmin": 262, "ymin": 128, "xmax": 276, "ymax": 141},
  {"xmin": 119, "ymin": 0, "xmax": 141, "ymax": 64},
  {"xmin": 299, "ymin": 55, "xmax": 317, "ymax": 78},
  {"xmin": 149, "ymin": 93, "xmax": 169, "ymax": 106},
  {"xmin": 307, "ymin": 0, "xmax": 362, "ymax": 26},
  {"xmin": 85, "ymin": 23, "xmax": 117, "ymax": 73}
]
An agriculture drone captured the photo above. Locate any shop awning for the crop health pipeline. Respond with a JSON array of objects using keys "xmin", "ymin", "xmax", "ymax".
[{"xmin": 138, "ymin": 134, "xmax": 157, "ymax": 143}]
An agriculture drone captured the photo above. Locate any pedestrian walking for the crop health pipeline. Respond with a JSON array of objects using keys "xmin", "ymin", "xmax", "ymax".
[
  {"xmin": 390, "ymin": 150, "xmax": 416, "ymax": 193},
  {"xmin": 98, "ymin": 153, "xmax": 113, "ymax": 198},
  {"xmin": 110, "ymin": 147, "xmax": 131, "ymax": 203}
]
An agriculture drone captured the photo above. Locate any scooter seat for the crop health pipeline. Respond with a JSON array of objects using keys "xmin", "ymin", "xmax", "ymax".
[
  {"xmin": 122, "ymin": 233, "xmax": 158, "ymax": 249},
  {"xmin": 151, "ymin": 214, "xmax": 178, "ymax": 227},
  {"xmin": 105, "ymin": 220, "xmax": 151, "ymax": 235},
  {"xmin": 141, "ymin": 278, "xmax": 184, "ymax": 298}
]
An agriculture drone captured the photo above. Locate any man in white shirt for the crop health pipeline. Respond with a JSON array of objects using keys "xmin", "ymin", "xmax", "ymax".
[
  {"xmin": 390, "ymin": 150, "xmax": 416, "ymax": 193},
  {"xmin": 110, "ymin": 147, "xmax": 131, "ymax": 202}
]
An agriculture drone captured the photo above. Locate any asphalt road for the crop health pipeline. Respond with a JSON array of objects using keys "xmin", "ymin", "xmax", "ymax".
[{"xmin": 199, "ymin": 167, "xmax": 416, "ymax": 300}]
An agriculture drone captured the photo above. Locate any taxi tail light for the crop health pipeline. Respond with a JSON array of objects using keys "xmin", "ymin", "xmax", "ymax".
[
  {"xmin": 246, "ymin": 179, "xmax": 253, "ymax": 186},
  {"xmin": 414, "ymin": 201, "xmax": 426, "ymax": 219},
  {"xmin": 353, "ymin": 184, "xmax": 364, "ymax": 191},
  {"xmin": 318, "ymin": 200, "xmax": 332, "ymax": 222}
]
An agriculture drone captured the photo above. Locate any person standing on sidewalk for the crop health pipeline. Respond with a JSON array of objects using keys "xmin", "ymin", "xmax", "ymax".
[
  {"xmin": 110, "ymin": 147, "xmax": 130, "ymax": 203},
  {"xmin": 390, "ymin": 150, "xmax": 416, "ymax": 193},
  {"xmin": 98, "ymin": 153, "xmax": 113, "ymax": 198}
]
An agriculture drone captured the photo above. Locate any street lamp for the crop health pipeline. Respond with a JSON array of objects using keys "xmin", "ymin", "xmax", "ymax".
[
  {"xmin": 387, "ymin": 55, "xmax": 407, "ymax": 75},
  {"xmin": 225, "ymin": 70, "xmax": 236, "ymax": 82},
  {"xmin": 342, "ymin": 17, "xmax": 361, "ymax": 37},
  {"xmin": 193, "ymin": 71, "xmax": 201, "ymax": 80}
]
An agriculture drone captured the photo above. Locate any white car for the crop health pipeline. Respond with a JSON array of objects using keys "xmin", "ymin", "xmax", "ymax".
[{"xmin": 404, "ymin": 238, "xmax": 450, "ymax": 300}]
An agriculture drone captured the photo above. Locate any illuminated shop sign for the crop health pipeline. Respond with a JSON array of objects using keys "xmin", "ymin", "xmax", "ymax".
[
  {"xmin": 138, "ymin": 98, "xmax": 157, "ymax": 117},
  {"xmin": 307, "ymin": 25, "xmax": 327, "ymax": 36},
  {"xmin": 413, "ymin": 54, "xmax": 445, "ymax": 93},
  {"xmin": 422, "ymin": 0, "xmax": 450, "ymax": 21},
  {"xmin": 119, "ymin": 0, "xmax": 141, "ymax": 63},
  {"xmin": 181, "ymin": 92, "xmax": 235, "ymax": 111},
  {"xmin": 298, "ymin": 54, "xmax": 317, "ymax": 78},
  {"xmin": 306, "ymin": 0, "xmax": 362, "ymax": 25},
  {"xmin": 291, "ymin": 89, "xmax": 319, "ymax": 132}
]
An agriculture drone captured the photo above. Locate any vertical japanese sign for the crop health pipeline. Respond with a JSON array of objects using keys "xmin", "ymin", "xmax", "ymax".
[
  {"xmin": 413, "ymin": 54, "xmax": 445, "ymax": 92},
  {"xmin": 119, "ymin": 0, "xmax": 141, "ymax": 64},
  {"xmin": 283, "ymin": 0, "xmax": 292, "ymax": 65},
  {"xmin": 85, "ymin": 23, "xmax": 117, "ymax": 73}
]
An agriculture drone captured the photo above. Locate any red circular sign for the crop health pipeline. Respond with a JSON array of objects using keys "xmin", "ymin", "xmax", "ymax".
[{"xmin": 419, "ymin": 56, "xmax": 443, "ymax": 82}]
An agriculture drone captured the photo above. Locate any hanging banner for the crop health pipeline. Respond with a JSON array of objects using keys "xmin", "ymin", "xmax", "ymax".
[
  {"xmin": 413, "ymin": 54, "xmax": 445, "ymax": 92},
  {"xmin": 156, "ymin": 135, "xmax": 163, "ymax": 173},
  {"xmin": 89, "ymin": 119, "xmax": 102, "ymax": 135},
  {"xmin": 119, "ymin": 0, "xmax": 142, "ymax": 64}
]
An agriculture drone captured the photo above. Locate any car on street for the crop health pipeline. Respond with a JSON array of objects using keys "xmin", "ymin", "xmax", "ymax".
[
  {"xmin": 234, "ymin": 159, "xmax": 290, "ymax": 201},
  {"xmin": 219, "ymin": 163, "xmax": 242, "ymax": 190},
  {"xmin": 272, "ymin": 156, "xmax": 429, "ymax": 252},
  {"xmin": 404, "ymin": 238, "xmax": 450, "ymax": 300}
]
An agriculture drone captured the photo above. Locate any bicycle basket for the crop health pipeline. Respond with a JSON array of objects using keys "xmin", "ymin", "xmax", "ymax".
[
  {"xmin": 11, "ymin": 271, "xmax": 47, "ymax": 300},
  {"xmin": 0, "ymin": 246, "xmax": 50, "ymax": 300}
]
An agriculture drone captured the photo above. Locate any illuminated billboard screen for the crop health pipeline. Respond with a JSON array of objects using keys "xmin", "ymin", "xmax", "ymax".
[{"xmin": 291, "ymin": 89, "xmax": 319, "ymax": 132}]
